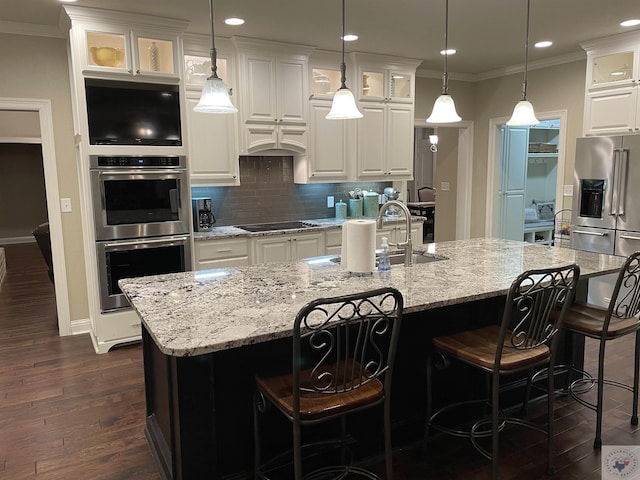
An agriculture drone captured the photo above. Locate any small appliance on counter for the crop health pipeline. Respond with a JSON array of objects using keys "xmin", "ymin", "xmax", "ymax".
[
  {"xmin": 383, "ymin": 187, "xmax": 402, "ymax": 216},
  {"xmin": 192, "ymin": 197, "xmax": 216, "ymax": 232}
]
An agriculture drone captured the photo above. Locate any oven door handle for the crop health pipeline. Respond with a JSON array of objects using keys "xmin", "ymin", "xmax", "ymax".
[
  {"xmin": 98, "ymin": 170, "xmax": 186, "ymax": 176},
  {"xmin": 104, "ymin": 235, "xmax": 190, "ymax": 248},
  {"xmin": 572, "ymin": 229, "xmax": 609, "ymax": 237}
]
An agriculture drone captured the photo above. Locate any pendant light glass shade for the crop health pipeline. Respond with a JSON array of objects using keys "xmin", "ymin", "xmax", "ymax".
[
  {"xmin": 507, "ymin": 0, "xmax": 539, "ymax": 126},
  {"xmin": 194, "ymin": 0, "xmax": 237, "ymax": 114},
  {"xmin": 427, "ymin": 94, "xmax": 461, "ymax": 123},
  {"xmin": 506, "ymin": 100, "xmax": 539, "ymax": 126},
  {"xmin": 194, "ymin": 76, "xmax": 237, "ymax": 113},
  {"xmin": 326, "ymin": 88, "xmax": 363, "ymax": 119},
  {"xmin": 326, "ymin": 0, "xmax": 363, "ymax": 120},
  {"xmin": 427, "ymin": 0, "xmax": 461, "ymax": 124}
]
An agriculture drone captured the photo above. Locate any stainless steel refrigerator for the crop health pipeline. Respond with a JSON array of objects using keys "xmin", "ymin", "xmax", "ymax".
[{"xmin": 571, "ymin": 135, "xmax": 640, "ymax": 305}]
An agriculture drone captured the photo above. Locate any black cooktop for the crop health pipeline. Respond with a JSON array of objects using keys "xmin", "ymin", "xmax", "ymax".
[{"xmin": 236, "ymin": 221, "xmax": 315, "ymax": 232}]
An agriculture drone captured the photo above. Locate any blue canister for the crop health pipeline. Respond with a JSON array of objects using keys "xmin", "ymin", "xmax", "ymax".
[
  {"xmin": 348, "ymin": 198, "xmax": 363, "ymax": 218},
  {"xmin": 364, "ymin": 192, "xmax": 379, "ymax": 218},
  {"xmin": 335, "ymin": 201, "xmax": 347, "ymax": 220}
]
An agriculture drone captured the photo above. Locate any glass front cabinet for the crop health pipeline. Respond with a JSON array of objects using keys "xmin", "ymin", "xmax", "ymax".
[{"xmin": 65, "ymin": 6, "xmax": 186, "ymax": 81}]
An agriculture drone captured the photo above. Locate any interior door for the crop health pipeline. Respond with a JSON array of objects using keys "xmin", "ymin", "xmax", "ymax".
[{"xmin": 499, "ymin": 126, "xmax": 528, "ymax": 241}]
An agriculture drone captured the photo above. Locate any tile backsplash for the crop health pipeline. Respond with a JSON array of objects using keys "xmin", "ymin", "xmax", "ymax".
[{"xmin": 192, "ymin": 156, "xmax": 391, "ymax": 226}]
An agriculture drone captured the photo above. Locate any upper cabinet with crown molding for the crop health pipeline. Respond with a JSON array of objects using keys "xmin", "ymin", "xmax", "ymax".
[
  {"xmin": 183, "ymin": 34, "xmax": 240, "ymax": 186},
  {"xmin": 582, "ymin": 31, "xmax": 640, "ymax": 135},
  {"xmin": 233, "ymin": 38, "xmax": 314, "ymax": 155},
  {"xmin": 63, "ymin": 6, "xmax": 187, "ymax": 83}
]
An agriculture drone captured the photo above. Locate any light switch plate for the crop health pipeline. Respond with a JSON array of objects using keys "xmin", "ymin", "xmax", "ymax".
[
  {"xmin": 60, "ymin": 197, "xmax": 72, "ymax": 213},
  {"xmin": 563, "ymin": 185, "xmax": 573, "ymax": 196},
  {"xmin": 327, "ymin": 196, "xmax": 335, "ymax": 208},
  {"xmin": 441, "ymin": 182, "xmax": 450, "ymax": 191}
]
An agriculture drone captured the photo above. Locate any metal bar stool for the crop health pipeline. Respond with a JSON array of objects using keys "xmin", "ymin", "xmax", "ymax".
[
  {"xmin": 424, "ymin": 264, "xmax": 580, "ymax": 480},
  {"xmin": 563, "ymin": 251, "xmax": 640, "ymax": 449},
  {"xmin": 253, "ymin": 287, "xmax": 404, "ymax": 480}
]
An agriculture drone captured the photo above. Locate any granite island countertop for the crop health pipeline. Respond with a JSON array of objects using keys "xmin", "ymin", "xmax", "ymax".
[{"xmin": 119, "ymin": 238, "xmax": 625, "ymax": 357}]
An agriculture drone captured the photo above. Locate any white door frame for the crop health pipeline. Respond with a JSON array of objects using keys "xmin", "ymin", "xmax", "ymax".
[
  {"xmin": 0, "ymin": 98, "xmax": 71, "ymax": 336},
  {"xmin": 485, "ymin": 109, "xmax": 568, "ymax": 237},
  {"xmin": 414, "ymin": 119, "xmax": 474, "ymax": 240}
]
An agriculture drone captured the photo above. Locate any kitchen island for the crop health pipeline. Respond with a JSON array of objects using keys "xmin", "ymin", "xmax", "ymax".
[{"xmin": 120, "ymin": 238, "xmax": 625, "ymax": 480}]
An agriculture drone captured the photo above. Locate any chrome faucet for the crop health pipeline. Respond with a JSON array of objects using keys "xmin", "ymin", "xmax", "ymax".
[{"xmin": 376, "ymin": 200, "xmax": 413, "ymax": 266}]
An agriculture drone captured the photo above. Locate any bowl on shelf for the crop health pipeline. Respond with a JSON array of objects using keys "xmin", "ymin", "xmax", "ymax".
[{"xmin": 89, "ymin": 46, "xmax": 124, "ymax": 67}]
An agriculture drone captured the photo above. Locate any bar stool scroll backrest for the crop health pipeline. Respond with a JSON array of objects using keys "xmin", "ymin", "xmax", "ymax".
[{"xmin": 604, "ymin": 252, "xmax": 640, "ymax": 329}]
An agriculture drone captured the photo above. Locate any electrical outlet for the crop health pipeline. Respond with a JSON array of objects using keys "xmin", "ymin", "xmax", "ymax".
[
  {"xmin": 327, "ymin": 196, "xmax": 335, "ymax": 208},
  {"xmin": 440, "ymin": 182, "xmax": 450, "ymax": 191},
  {"xmin": 60, "ymin": 197, "xmax": 72, "ymax": 213},
  {"xmin": 563, "ymin": 184, "xmax": 573, "ymax": 196}
]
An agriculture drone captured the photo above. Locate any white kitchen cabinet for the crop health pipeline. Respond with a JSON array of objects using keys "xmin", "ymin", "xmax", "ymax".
[
  {"xmin": 185, "ymin": 93, "xmax": 240, "ymax": 186},
  {"xmin": 234, "ymin": 39, "xmax": 314, "ymax": 154},
  {"xmin": 584, "ymin": 86, "xmax": 640, "ymax": 135},
  {"xmin": 325, "ymin": 229, "xmax": 343, "ymax": 255},
  {"xmin": 293, "ymin": 100, "xmax": 352, "ymax": 183},
  {"xmin": 581, "ymin": 31, "xmax": 640, "ymax": 135},
  {"xmin": 253, "ymin": 232, "xmax": 325, "ymax": 264},
  {"xmin": 356, "ymin": 102, "xmax": 414, "ymax": 180},
  {"xmin": 64, "ymin": 6, "xmax": 186, "ymax": 82},
  {"xmin": 195, "ymin": 238, "xmax": 250, "ymax": 270},
  {"xmin": 183, "ymin": 36, "xmax": 240, "ymax": 186},
  {"xmin": 352, "ymin": 54, "xmax": 420, "ymax": 181},
  {"xmin": 376, "ymin": 223, "xmax": 423, "ymax": 248}
]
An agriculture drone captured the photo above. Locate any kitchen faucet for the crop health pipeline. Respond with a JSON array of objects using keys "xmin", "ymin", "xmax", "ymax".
[{"xmin": 376, "ymin": 200, "xmax": 413, "ymax": 266}]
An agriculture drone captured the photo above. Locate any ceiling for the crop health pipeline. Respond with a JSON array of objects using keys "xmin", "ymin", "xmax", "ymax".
[{"xmin": 2, "ymin": 0, "xmax": 640, "ymax": 77}]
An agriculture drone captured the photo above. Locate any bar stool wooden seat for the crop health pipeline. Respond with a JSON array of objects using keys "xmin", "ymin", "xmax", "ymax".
[
  {"xmin": 253, "ymin": 287, "xmax": 404, "ymax": 480},
  {"xmin": 563, "ymin": 251, "xmax": 640, "ymax": 449},
  {"xmin": 424, "ymin": 264, "xmax": 580, "ymax": 480}
]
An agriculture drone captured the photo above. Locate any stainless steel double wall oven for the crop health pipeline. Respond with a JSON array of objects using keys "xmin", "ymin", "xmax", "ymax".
[{"xmin": 91, "ymin": 155, "xmax": 192, "ymax": 311}]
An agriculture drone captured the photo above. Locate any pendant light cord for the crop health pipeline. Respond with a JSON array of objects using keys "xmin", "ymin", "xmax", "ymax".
[
  {"xmin": 442, "ymin": 0, "xmax": 449, "ymax": 95},
  {"xmin": 521, "ymin": 0, "xmax": 531, "ymax": 100},
  {"xmin": 208, "ymin": 0, "xmax": 220, "ymax": 80},
  {"xmin": 339, "ymin": 0, "xmax": 347, "ymax": 89}
]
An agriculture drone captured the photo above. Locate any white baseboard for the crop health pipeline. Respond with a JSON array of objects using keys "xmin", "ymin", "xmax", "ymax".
[{"xmin": 69, "ymin": 317, "xmax": 91, "ymax": 335}]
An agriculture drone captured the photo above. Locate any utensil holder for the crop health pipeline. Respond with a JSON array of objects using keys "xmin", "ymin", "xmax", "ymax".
[{"xmin": 349, "ymin": 199, "xmax": 363, "ymax": 218}]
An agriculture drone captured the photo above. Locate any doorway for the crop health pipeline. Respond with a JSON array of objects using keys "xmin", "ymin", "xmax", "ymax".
[
  {"xmin": 486, "ymin": 110, "xmax": 568, "ymax": 243},
  {"xmin": 0, "ymin": 99, "xmax": 70, "ymax": 336}
]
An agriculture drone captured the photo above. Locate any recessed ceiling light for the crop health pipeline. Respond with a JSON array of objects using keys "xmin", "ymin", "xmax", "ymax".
[
  {"xmin": 534, "ymin": 41, "xmax": 553, "ymax": 48},
  {"xmin": 440, "ymin": 49, "xmax": 456, "ymax": 56},
  {"xmin": 621, "ymin": 19, "xmax": 640, "ymax": 27},
  {"xmin": 342, "ymin": 34, "xmax": 358, "ymax": 42},
  {"xmin": 58, "ymin": 0, "xmax": 78, "ymax": 3},
  {"xmin": 224, "ymin": 18, "xmax": 245, "ymax": 26}
]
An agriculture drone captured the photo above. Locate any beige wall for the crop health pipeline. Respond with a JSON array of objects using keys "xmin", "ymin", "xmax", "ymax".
[
  {"xmin": 415, "ymin": 60, "xmax": 586, "ymax": 238},
  {"xmin": 0, "ymin": 33, "xmax": 89, "ymax": 322}
]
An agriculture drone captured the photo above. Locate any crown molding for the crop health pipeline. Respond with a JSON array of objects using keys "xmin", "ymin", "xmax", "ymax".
[
  {"xmin": 417, "ymin": 51, "xmax": 586, "ymax": 83},
  {"xmin": 0, "ymin": 20, "xmax": 65, "ymax": 38}
]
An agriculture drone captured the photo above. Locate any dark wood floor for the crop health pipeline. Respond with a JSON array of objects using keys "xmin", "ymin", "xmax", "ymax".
[{"xmin": 0, "ymin": 243, "xmax": 638, "ymax": 479}]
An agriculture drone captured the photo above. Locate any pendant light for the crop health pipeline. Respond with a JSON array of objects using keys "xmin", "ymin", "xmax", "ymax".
[
  {"xmin": 427, "ymin": 0, "xmax": 461, "ymax": 124},
  {"xmin": 506, "ymin": 0, "xmax": 539, "ymax": 126},
  {"xmin": 326, "ymin": 0, "xmax": 363, "ymax": 120},
  {"xmin": 194, "ymin": 0, "xmax": 238, "ymax": 114}
]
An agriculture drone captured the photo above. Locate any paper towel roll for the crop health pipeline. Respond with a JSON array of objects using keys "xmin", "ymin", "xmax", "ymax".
[{"xmin": 341, "ymin": 219, "xmax": 376, "ymax": 274}]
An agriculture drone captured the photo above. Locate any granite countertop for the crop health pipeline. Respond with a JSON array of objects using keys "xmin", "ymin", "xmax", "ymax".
[
  {"xmin": 119, "ymin": 238, "xmax": 625, "ymax": 357},
  {"xmin": 192, "ymin": 216, "xmax": 425, "ymax": 240}
]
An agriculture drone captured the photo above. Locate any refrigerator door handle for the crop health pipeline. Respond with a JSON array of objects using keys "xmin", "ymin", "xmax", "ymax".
[
  {"xmin": 572, "ymin": 229, "xmax": 609, "ymax": 237},
  {"xmin": 619, "ymin": 234, "xmax": 640, "ymax": 241},
  {"xmin": 618, "ymin": 149, "xmax": 629, "ymax": 216},
  {"xmin": 610, "ymin": 149, "xmax": 621, "ymax": 217}
]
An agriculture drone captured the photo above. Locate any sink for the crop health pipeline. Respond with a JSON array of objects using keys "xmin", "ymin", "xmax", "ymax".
[{"xmin": 329, "ymin": 251, "xmax": 447, "ymax": 267}]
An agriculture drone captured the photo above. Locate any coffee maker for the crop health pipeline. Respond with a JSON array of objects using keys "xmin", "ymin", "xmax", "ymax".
[{"xmin": 192, "ymin": 197, "xmax": 215, "ymax": 232}]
